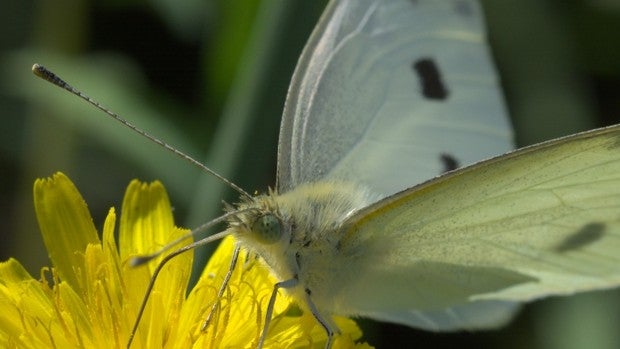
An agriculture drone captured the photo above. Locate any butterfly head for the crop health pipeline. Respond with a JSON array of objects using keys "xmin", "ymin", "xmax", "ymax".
[{"xmin": 228, "ymin": 192, "xmax": 290, "ymax": 247}]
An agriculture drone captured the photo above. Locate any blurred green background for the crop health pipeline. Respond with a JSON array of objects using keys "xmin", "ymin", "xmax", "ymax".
[{"xmin": 1, "ymin": 0, "xmax": 619, "ymax": 348}]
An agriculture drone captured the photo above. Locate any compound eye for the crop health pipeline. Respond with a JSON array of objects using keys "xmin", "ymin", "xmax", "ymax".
[{"xmin": 251, "ymin": 214, "xmax": 282, "ymax": 244}]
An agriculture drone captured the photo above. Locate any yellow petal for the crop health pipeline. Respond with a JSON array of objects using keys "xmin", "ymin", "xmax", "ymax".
[
  {"xmin": 119, "ymin": 179, "xmax": 176, "ymax": 259},
  {"xmin": 117, "ymin": 179, "xmax": 193, "ymax": 348},
  {"xmin": 33, "ymin": 172, "xmax": 100, "ymax": 292},
  {"xmin": 0, "ymin": 259, "xmax": 72, "ymax": 348},
  {"xmin": 265, "ymin": 313, "xmax": 366, "ymax": 348},
  {"xmin": 0, "ymin": 258, "xmax": 38, "ymax": 347}
]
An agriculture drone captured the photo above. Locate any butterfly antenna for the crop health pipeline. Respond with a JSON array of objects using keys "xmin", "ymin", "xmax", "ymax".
[
  {"xmin": 31, "ymin": 63, "xmax": 252, "ymax": 200},
  {"xmin": 128, "ymin": 208, "xmax": 252, "ymax": 267}
]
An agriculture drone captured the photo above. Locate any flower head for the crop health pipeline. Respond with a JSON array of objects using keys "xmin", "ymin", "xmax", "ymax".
[{"xmin": 0, "ymin": 172, "xmax": 369, "ymax": 348}]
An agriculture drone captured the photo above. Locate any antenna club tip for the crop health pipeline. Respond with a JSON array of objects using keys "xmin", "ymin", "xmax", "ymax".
[
  {"xmin": 32, "ymin": 63, "xmax": 56, "ymax": 83},
  {"xmin": 32, "ymin": 63, "xmax": 44, "ymax": 76},
  {"xmin": 129, "ymin": 255, "xmax": 153, "ymax": 267}
]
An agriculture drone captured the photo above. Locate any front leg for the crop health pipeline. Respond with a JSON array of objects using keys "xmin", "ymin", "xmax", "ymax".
[
  {"xmin": 305, "ymin": 288, "xmax": 340, "ymax": 349},
  {"xmin": 257, "ymin": 277, "xmax": 299, "ymax": 348}
]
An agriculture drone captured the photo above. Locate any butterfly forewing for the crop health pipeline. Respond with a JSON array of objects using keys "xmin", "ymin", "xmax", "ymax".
[{"xmin": 277, "ymin": 0, "xmax": 513, "ymax": 199}]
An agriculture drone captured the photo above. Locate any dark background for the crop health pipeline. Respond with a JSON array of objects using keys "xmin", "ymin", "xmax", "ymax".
[{"xmin": 1, "ymin": 0, "xmax": 619, "ymax": 348}]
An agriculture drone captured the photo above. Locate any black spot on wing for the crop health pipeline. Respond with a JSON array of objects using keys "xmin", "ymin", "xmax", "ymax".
[
  {"xmin": 413, "ymin": 58, "xmax": 449, "ymax": 100},
  {"xmin": 440, "ymin": 153, "xmax": 460, "ymax": 173},
  {"xmin": 555, "ymin": 223, "xmax": 605, "ymax": 253}
]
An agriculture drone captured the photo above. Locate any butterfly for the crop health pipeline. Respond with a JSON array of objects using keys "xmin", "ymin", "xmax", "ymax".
[{"xmin": 212, "ymin": 0, "xmax": 620, "ymax": 346}]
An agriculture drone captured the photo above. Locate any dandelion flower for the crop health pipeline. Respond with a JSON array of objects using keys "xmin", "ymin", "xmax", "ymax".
[{"xmin": 0, "ymin": 172, "xmax": 369, "ymax": 348}]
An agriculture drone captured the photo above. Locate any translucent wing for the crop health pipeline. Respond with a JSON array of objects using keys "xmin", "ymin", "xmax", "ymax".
[
  {"xmin": 335, "ymin": 124, "xmax": 620, "ymax": 330},
  {"xmin": 277, "ymin": 0, "xmax": 513, "ymax": 198}
]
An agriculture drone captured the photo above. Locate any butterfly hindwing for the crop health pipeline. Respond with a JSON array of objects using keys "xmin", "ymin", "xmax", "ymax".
[{"xmin": 335, "ymin": 124, "xmax": 620, "ymax": 330}]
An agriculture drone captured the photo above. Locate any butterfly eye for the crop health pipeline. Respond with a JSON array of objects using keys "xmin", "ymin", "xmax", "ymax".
[{"xmin": 251, "ymin": 214, "xmax": 282, "ymax": 244}]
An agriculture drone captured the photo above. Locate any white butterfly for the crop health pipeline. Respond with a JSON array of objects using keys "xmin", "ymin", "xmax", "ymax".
[
  {"xmin": 218, "ymin": 0, "xmax": 620, "ymax": 346},
  {"xmin": 236, "ymin": 0, "xmax": 620, "ymax": 346}
]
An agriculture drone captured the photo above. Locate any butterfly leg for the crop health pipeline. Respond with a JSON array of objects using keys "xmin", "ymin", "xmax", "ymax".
[
  {"xmin": 305, "ymin": 289, "xmax": 339, "ymax": 349},
  {"xmin": 257, "ymin": 277, "xmax": 299, "ymax": 348},
  {"xmin": 201, "ymin": 245, "xmax": 240, "ymax": 331}
]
